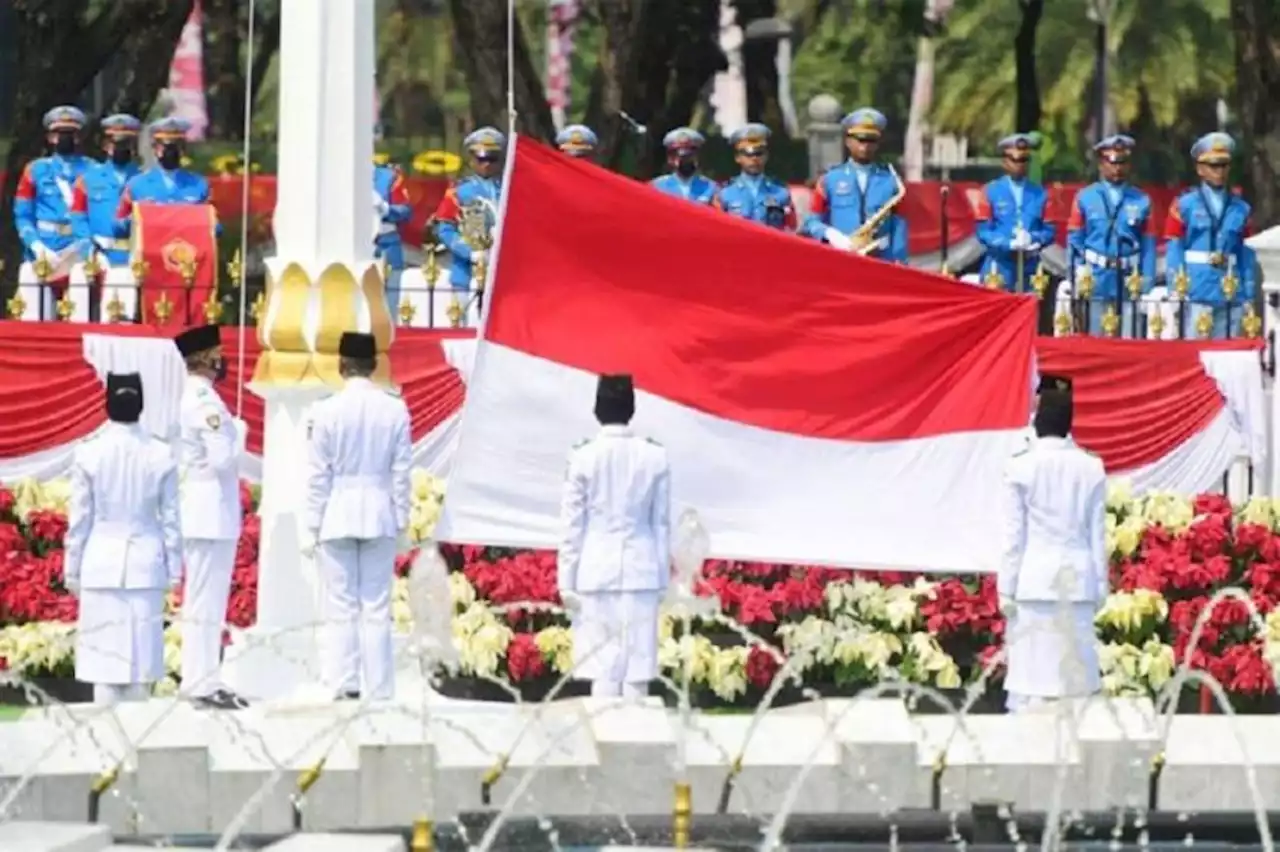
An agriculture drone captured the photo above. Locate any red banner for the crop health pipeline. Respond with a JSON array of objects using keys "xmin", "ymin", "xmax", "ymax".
[{"xmin": 131, "ymin": 202, "xmax": 220, "ymax": 327}]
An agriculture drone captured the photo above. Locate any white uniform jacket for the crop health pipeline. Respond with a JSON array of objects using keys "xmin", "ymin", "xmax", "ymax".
[
  {"xmin": 177, "ymin": 374, "xmax": 244, "ymax": 541},
  {"xmin": 65, "ymin": 423, "xmax": 183, "ymax": 590},
  {"xmin": 558, "ymin": 425, "xmax": 672, "ymax": 594},
  {"xmin": 998, "ymin": 435, "xmax": 1108, "ymax": 604},
  {"xmin": 305, "ymin": 377, "xmax": 413, "ymax": 542}
]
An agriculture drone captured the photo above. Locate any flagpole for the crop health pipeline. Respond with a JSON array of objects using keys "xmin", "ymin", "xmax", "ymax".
[
  {"xmin": 234, "ymin": 0, "xmax": 257, "ymax": 417},
  {"xmin": 507, "ymin": 0, "xmax": 517, "ymax": 140}
]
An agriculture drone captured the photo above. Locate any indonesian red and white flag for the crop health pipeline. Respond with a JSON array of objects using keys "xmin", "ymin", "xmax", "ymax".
[{"xmin": 435, "ymin": 138, "xmax": 1040, "ymax": 573}]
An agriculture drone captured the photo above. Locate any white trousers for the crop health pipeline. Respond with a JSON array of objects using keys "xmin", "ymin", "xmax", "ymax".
[
  {"xmin": 180, "ymin": 539, "xmax": 238, "ymax": 698},
  {"xmin": 93, "ymin": 684, "xmax": 151, "ymax": 705},
  {"xmin": 590, "ymin": 680, "xmax": 649, "ymax": 700},
  {"xmin": 317, "ymin": 537, "xmax": 397, "ymax": 699}
]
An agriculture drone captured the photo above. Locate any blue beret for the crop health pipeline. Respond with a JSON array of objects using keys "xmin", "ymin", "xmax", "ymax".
[
  {"xmin": 1191, "ymin": 132, "xmax": 1234, "ymax": 164},
  {"xmin": 729, "ymin": 123, "xmax": 771, "ymax": 150},
  {"xmin": 841, "ymin": 108, "xmax": 887, "ymax": 137},
  {"xmin": 464, "ymin": 127, "xmax": 506, "ymax": 155},
  {"xmin": 556, "ymin": 124, "xmax": 598, "ymax": 151},
  {"xmin": 43, "ymin": 106, "xmax": 86, "ymax": 131},
  {"xmin": 101, "ymin": 114, "xmax": 141, "ymax": 137},
  {"xmin": 662, "ymin": 127, "xmax": 705, "ymax": 150},
  {"xmin": 150, "ymin": 117, "xmax": 192, "ymax": 141},
  {"xmin": 997, "ymin": 133, "xmax": 1039, "ymax": 153},
  {"xmin": 1092, "ymin": 134, "xmax": 1136, "ymax": 153}
]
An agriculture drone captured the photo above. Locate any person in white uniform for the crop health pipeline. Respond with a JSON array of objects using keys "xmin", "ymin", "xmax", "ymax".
[
  {"xmin": 558, "ymin": 374, "xmax": 672, "ymax": 701},
  {"xmin": 173, "ymin": 324, "xmax": 249, "ymax": 710},
  {"xmin": 998, "ymin": 376, "xmax": 1107, "ymax": 712},
  {"xmin": 65, "ymin": 373, "xmax": 182, "ymax": 705},
  {"xmin": 303, "ymin": 331, "xmax": 413, "ymax": 701}
]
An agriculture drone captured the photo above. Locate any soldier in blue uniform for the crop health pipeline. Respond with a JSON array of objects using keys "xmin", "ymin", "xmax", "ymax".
[
  {"xmin": 114, "ymin": 117, "xmax": 214, "ymax": 238},
  {"xmin": 12, "ymin": 105, "xmax": 95, "ymax": 319},
  {"xmin": 1065, "ymin": 135, "xmax": 1156, "ymax": 337},
  {"xmin": 373, "ymin": 160, "xmax": 413, "ymax": 312},
  {"xmin": 71, "ymin": 114, "xmax": 142, "ymax": 275},
  {"xmin": 649, "ymin": 128, "xmax": 717, "ymax": 204},
  {"xmin": 974, "ymin": 133, "xmax": 1056, "ymax": 292},
  {"xmin": 712, "ymin": 123, "xmax": 795, "ymax": 230},
  {"xmin": 433, "ymin": 127, "xmax": 504, "ymax": 291},
  {"xmin": 1163, "ymin": 132, "xmax": 1256, "ymax": 339},
  {"xmin": 799, "ymin": 107, "xmax": 908, "ymax": 263},
  {"xmin": 556, "ymin": 124, "xmax": 598, "ymax": 159}
]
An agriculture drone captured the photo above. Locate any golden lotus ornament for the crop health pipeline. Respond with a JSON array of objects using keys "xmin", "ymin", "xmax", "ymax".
[
  {"xmin": 105, "ymin": 290, "xmax": 127, "ymax": 323},
  {"xmin": 1149, "ymin": 309, "xmax": 1166, "ymax": 339},
  {"xmin": 55, "ymin": 292, "xmax": 75, "ymax": 321},
  {"xmin": 1031, "ymin": 265, "xmax": 1050, "ymax": 298},
  {"xmin": 1054, "ymin": 308, "xmax": 1073, "ymax": 337},
  {"xmin": 1242, "ymin": 303, "xmax": 1263, "ymax": 339},
  {"xmin": 1075, "ymin": 265, "xmax": 1095, "ymax": 300},
  {"xmin": 1195, "ymin": 310, "xmax": 1214, "ymax": 339},
  {"xmin": 6, "ymin": 292, "xmax": 27, "ymax": 320},
  {"xmin": 983, "ymin": 268, "xmax": 1005, "ymax": 291},
  {"xmin": 1173, "ymin": 266, "xmax": 1190, "ymax": 300},
  {"xmin": 1100, "ymin": 305, "xmax": 1121, "ymax": 337}
]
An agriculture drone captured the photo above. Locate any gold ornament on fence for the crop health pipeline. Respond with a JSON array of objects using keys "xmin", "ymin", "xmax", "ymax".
[
  {"xmin": 1100, "ymin": 304, "xmax": 1121, "ymax": 338},
  {"xmin": 1194, "ymin": 310, "xmax": 1214, "ymax": 339},
  {"xmin": 1242, "ymin": 303, "xmax": 1263, "ymax": 339},
  {"xmin": 55, "ymin": 291, "xmax": 75, "ymax": 321},
  {"xmin": 226, "ymin": 249, "xmax": 243, "ymax": 288},
  {"xmin": 446, "ymin": 295, "xmax": 465, "ymax": 329},
  {"xmin": 1222, "ymin": 269, "xmax": 1239, "ymax": 303},
  {"xmin": 983, "ymin": 268, "xmax": 1005, "ymax": 291},
  {"xmin": 32, "ymin": 254, "xmax": 53, "ymax": 283},
  {"xmin": 422, "ymin": 222, "xmax": 440, "ymax": 289},
  {"xmin": 1054, "ymin": 307, "xmax": 1073, "ymax": 337},
  {"xmin": 1149, "ymin": 310, "xmax": 1166, "ymax": 339},
  {"xmin": 1173, "ymin": 266, "xmax": 1190, "ymax": 301},
  {"xmin": 204, "ymin": 289, "xmax": 223, "ymax": 325},
  {"xmin": 104, "ymin": 290, "xmax": 126, "ymax": 323},
  {"xmin": 1125, "ymin": 268, "xmax": 1143, "ymax": 303},
  {"xmin": 131, "ymin": 258, "xmax": 150, "ymax": 284},
  {"xmin": 1031, "ymin": 265, "xmax": 1050, "ymax": 298},
  {"xmin": 250, "ymin": 290, "xmax": 267, "ymax": 322},
  {"xmin": 83, "ymin": 254, "xmax": 102, "ymax": 279},
  {"xmin": 1076, "ymin": 265, "xmax": 1095, "ymax": 300},
  {"xmin": 152, "ymin": 291, "xmax": 175, "ymax": 326},
  {"xmin": 6, "ymin": 292, "xmax": 27, "ymax": 320},
  {"xmin": 398, "ymin": 298, "xmax": 416, "ymax": 326}
]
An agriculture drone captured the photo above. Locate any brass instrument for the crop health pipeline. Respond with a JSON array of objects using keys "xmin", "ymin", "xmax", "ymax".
[
  {"xmin": 459, "ymin": 199, "xmax": 496, "ymax": 291},
  {"xmin": 850, "ymin": 164, "xmax": 906, "ymax": 256}
]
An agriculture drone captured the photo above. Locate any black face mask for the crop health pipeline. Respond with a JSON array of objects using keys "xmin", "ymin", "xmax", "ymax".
[
  {"xmin": 159, "ymin": 144, "xmax": 183, "ymax": 170},
  {"xmin": 212, "ymin": 357, "xmax": 228, "ymax": 382},
  {"xmin": 110, "ymin": 144, "xmax": 134, "ymax": 166},
  {"xmin": 675, "ymin": 159, "xmax": 698, "ymax": 177},
  {"xmin": 54, "ymin": 133, "xmax": 76, "ymax": 156}
]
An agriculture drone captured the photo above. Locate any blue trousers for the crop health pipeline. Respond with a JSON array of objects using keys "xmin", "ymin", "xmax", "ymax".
[{"xmin": 375, "ymin": 239, "xmax": 405, "ymax": 310}]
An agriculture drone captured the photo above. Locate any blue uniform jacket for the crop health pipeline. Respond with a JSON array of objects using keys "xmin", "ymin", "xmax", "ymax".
[
  {"xmin": 434, "ymin": 175, "xmax": 501, "ymax": 289},
  {"xmin": 800, "ymin": 162, "xmax": 908, "ymax": 263},
  {"xmin": 1164, "ymin": 186, "xmax": 1256, "ymax": 304},
  {"xmin": 974, "ymin": 175, "xmax": 1057, "ymax": 290},
  {"xmin": 714, "ymin": 174, "xmax": 796, "ymax": 230},
  {"xmin": 13, "ymin": 154, "xmax": 95, "ymax": 259},
  {"xmin": 71, "ymin": 162, "xmax": 140, "ymax": 266},
  {"xmin": 650, "ymin": 173, "xmax": 717, "ymax": 205},
  {"xmin": 374, "ymin": 164, "xmax": 413, "ymax": 270},
  {"xmin": 1066, "ymin": 181, "xmax": 1157, "ymax": 300}
]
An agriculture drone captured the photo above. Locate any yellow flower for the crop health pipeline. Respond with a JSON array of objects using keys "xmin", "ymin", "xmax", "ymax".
[
  {"xmin": 705, "ymin": 646, "xmax": 749, "ymax": 701},
  {"xmin": 411, "ymin": 150, "xmax": 463, "ymax": 176},
  {"xmin": 1240, "ymin": 497, "xmax": 1280, "ymax": 530},
  {"xmin": 449, "ymin": 572, "xmax": 476, "ymax": 611},
  {"xmin": 1140, "ymin": 492, "xmax": 1194, "ymax": 533},
  {"xmin": 1095, "ymin": 589, "xmax": 1168, "ymax": 635},
  {"xmin": 452, "ymin": 603, "xmax": 512, "ymax": 677},
  {"xmin": 535, "ymin": 626, "xmax": 574, "ymax": 674},
  {"xmin": 1106, "ymin": 479, "xmax": 1135, "ymax": 513},
  {"xmin": 408, "ymin": 471, "xmax": 446, "ymax": 543},
  {"xmin": 1108, "ymin": 515, "xmax": 1146, "ymax": 559},
  {"xmin": 392, "ymin": 576, "xmax": 413, "ymax": 634}
]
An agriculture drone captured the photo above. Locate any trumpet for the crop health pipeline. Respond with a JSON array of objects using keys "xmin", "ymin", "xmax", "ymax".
[{"xmin": 850, "ymin": 164, "xmax": 906, "ymax": 256}]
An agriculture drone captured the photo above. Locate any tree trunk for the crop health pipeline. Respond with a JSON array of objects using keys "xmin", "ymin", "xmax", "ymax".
[
  {"xmin": 585, "ymin": 0, "xmax": 725, "ymax": 176},
  {"xmin": 1014, "ymin": 0, "xmax": 1043, "ymax": 133},
  {"xmin": 446, "ymin": 0, "xmax": 556, "ymax": 142},
  {"xmin": 1230, "ymin": 0, "xmax": 1280, "ymax": 228},
  {"xmin": 732, "ymin": 0, "xmax": 784, "ymax": 132},
  {"xmin": 1, "ymin": 0, "xmax": 195, "ymax": 295}
]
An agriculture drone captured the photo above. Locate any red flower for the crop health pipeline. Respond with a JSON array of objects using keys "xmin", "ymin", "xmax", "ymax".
[
  {"xmin": 1186, "ymin": 515, "xmax": 1231, "ymax": 561},
  {"xmin": 26, "ymin": 510, "xmax": 67, "ymax": 548},
  {"xmin": 1192, "ymin": 493, "xmax": 1233, "ymax": 520},
  {"xmin": 745, "ymin": 644, "xmax": 781, "ymax": 688},
  {"xmin": 0, "ymin": 522, "xmax": 26, "ymax": 556},
  {"xmin": 395, "ymin": 550, "xmax": 418, "ymax": 578},
  {"xmin": 505, "ymin": 632, "xmax": 547, "ymax": 682},
  {"xmin": 0, "ymin": 486, "xmax": 15, "ymax": 521}
]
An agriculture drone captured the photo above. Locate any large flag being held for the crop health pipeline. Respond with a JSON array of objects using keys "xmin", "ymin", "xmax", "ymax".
[{"xmin": 436, "ymin": 138, "xmax": 1040, "ymax": 574}]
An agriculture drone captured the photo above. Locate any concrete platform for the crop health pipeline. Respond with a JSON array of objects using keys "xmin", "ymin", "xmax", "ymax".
[{"xmin": 0, "ymin": 688, "xmax": 1273, "ymax": 839}]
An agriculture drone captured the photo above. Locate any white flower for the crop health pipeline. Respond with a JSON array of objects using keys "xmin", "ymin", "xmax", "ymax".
[
  {"xmin": 1139, "ymin": 492, "xmax": 1194, "ymax": 533},
  {"xmin": 449, "ymin": 572, "xmax": 476, "ymax": 612},
  {"xmin": 1106, "ymin": 479, "xmax": 1135, "ymax": 513},
  {"xmin": 534, "ymin": 626, "xmax": 573, "ymax": 674},
  {"xmin": 392, "ymin": 577, "xmax": 413, "ymax": 635},
  {"xmin": 0, "ymin": 622, "xmax": 76, "ymax": 676},
  {"xmin": 452, "ymin": 603, "xmax": 512, "ymax": 678},
  {"xmin": 704, "ymin": 646, "xmax": 749, "ymax": 701},
  {"xmin": 1095, "ymin": 589, "xmax": 1168, "ymax": 635}
]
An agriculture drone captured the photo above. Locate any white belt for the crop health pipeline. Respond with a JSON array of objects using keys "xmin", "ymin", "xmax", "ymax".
[
  {"xmin": 1082, "ymin": 248, "xmax": 1138, "ymax": 268},
  {"xmin": 94, "ymin": 235, "xmax": 130, "ymax": 251},
  {"xmin": 1182, "ymin": 250, "xmax": 1236, "ymax": 269},
  {"xmin": 90, "ymin": 520, "xmax": 158, "ymax": 537},
  {"xmin": 377, "ymin": 222, "xmax": 398, "ymax": 236},
  {"xmin": 37, "ymin": 221, "xmax": 72, "ymax": 236},
  {"xmin": 334, "ymin": 474, "xmax": 390, "ymax": 486}
]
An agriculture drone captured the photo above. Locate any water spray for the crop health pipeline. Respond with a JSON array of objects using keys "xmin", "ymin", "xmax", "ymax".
[{"xmin": 290, "ymin": 756, "xmax": 327, "ymax": 830}]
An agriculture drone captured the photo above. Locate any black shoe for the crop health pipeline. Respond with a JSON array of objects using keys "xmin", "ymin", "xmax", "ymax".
[
  {"xmin": 194, "ymin": 689, "xmax": 248, "ymax": 710},
  {"xmin": 336, "ymin": 690, "xmax": 360, "ymax": 701}
]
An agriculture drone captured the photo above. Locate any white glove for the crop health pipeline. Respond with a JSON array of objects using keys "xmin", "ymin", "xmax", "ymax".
[
  {"xmin": 30, "ymin": 241, "xmax": 52, "ymax": 262},
  {"xmin": 377, "ymin": 198, "xmax": 390, "ymax": 217},
  {"xmin": 824, "ymin": 227, "xmax": 853, "ymax": 251},
  {"xmin": 1024, "ymin": 241, "xmax": 1042, "ymax": 254},
  {"xmin": 999, "ymin": 596, "xmax": 1017, "ymax": 618},
  {"xmin": 301, "ymin": 531, "xmax": 319, "ymax": 559},
  {"xmin": 560, "ymin": 590, "xmax": 583, "ymax": 614}
]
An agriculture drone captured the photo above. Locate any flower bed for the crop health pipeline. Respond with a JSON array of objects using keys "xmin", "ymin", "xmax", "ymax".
[{"xmin": 2, "ymin": 475, "xmax": 1279, "ymax": 711}]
